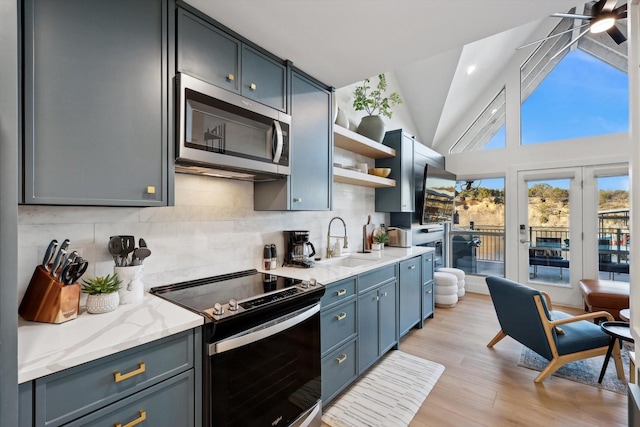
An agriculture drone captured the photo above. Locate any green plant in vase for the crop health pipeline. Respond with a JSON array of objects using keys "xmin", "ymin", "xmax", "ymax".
[
  {"xmin": 352, "ymin": 74, "xmax": 402, "ymax": 142},
  {"xmin": 81, "ymin": 273, "xmax": 122, "ymax": 314},
  {"xmin": 372, "ymin": 232, "xmax": 389, "ymax": 250}
]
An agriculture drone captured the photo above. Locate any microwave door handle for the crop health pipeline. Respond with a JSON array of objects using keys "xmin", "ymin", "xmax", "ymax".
[{"xmin": 272, "ymin": 120, "xmax": 283, "ymax": 164}]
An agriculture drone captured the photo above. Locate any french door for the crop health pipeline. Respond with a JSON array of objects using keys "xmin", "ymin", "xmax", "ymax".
[{"xmin": 517, "ymin": 168, "xmax": 583, "ymax": 305}]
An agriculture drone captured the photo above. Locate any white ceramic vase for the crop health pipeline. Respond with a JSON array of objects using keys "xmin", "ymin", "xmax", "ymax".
[
  {"xmin": 371, "ymin": 242, "xmax": 383, "ymax": 251},
  {"xmin": 86, "ymin": 292, "xmax": 119, "ymax": 314}
]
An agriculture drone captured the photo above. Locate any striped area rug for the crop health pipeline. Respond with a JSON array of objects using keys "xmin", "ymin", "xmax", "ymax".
[{"xmin": 322, "ymin": 350, "xmax": 445, "ymax": 427}]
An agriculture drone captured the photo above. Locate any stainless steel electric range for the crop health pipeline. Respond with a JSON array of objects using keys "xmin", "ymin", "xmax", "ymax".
[{"xmin": 151, "ymin": 269, "xmax": 324, "ymax": 427}]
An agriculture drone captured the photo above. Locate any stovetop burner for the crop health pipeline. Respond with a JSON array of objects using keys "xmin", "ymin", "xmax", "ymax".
[{"xmin": 150, "ymin": 269, "xmax": 322, "ymax": 323}]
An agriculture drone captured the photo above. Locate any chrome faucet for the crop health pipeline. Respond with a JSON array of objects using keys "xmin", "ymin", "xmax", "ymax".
[{"xmin": 327, "ymin": 216, "xmax": 348, "ymax": 258}]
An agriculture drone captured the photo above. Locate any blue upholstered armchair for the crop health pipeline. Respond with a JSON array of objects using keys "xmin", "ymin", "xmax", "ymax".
[{"xmin": 485, "ymin": 276, "xmax": 624, "ymax": 383}]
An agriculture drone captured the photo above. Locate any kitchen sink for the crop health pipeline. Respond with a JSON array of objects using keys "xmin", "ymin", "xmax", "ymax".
[{"xmin": 315, "ymin": 253, "xmax": 382, "ymax": 268}]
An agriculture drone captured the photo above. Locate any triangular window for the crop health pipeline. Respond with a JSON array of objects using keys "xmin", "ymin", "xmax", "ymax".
[
  {"xmin": 450, "ymin": 87, "xmax": 506, "ymax": 154},
  {"xmin": 520, "ymin": 5, "xmax": 628, "ymax": 145}
]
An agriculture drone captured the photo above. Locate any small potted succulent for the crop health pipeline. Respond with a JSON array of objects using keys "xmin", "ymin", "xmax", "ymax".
[
  {"xmin": 352, "ymin": 73, "xmax": 402, "ymax": 142},
  {"xmin": 81, "ymin": 273, "xmax": 122, "ymax": 314},
  {"xmin": 371, "ymin": 232, "xmax": 389, "ymax": 251}
]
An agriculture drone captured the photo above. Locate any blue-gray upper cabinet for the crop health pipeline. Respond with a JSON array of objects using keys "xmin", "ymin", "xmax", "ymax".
[
  {"xmin": 254, "ymin": 70, "xmax": 332, "ymax": 210},
  {"xmin": 22, "ymin": 0, "xmax": 169, "ymax": 206},
  {"xmin": 176, "ymin": 8, "xmax": 286, "ymax": 112},
  {"xmin": 375, "ymin": 129, "xmax": 416, "ymax": 212}
]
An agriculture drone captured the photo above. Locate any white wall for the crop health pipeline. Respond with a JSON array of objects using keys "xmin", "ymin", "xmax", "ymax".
[{"xmin": 435, "ymin": 35, "xmax": 632, "ymax": 306}]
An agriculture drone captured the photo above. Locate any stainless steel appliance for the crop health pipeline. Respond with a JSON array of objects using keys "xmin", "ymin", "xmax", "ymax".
[
  {"xmin": 387, "ymin": 227, "xmax": 412, "ymax": 248},
  {"xmin": 176, "ymin": 73, "xmax": 291, "ymax": 181},
  {"xmin": 284, "ymin": 230, "xmax": 316, "ymax": 268},
  {"xmin": 151, "ymin": 270, "xmax": 324, "ymax": 427}
]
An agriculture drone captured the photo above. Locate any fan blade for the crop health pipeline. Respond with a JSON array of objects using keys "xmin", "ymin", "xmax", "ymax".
[
  {"xmin": 551, "ymin": 12, "xmax": 593, "ymax": 20},
  {"xmin": 549, "ymin": 28, "xmax": 590, "ymax": 61},
  {"xmin": 516, "ymin": 22, "xmax": 590, "ymax": 50},
  {"xmin": 607, "ymin": 25, "xmax": 626, "ymax": 44},
  {"xmin": 613, "ymin": 4, "xmax": 627, "ymax": 19},
  {"xmin": 593, "ymin": 0, "xmax": 618, "ymax": 14}
]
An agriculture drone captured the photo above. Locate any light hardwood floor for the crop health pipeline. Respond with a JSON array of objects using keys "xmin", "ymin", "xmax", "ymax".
[{"xmin": 326, "ymin": 292, "xmax": 628, "ymax": 427}]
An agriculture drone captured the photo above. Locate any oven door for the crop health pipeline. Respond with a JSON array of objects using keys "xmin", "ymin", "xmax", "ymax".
[{"xmin": 206, "ymin": 303, "xmax": 321, "ymax": 427}]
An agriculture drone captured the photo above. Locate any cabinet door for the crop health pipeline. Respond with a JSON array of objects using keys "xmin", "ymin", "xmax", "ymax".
[
  {"xmin": 378, "ymin": 281, "xmax": 397, "ymax": 355},
  {"xmin": 290, "ymin": 71, "xmax": 332, "ymax": 210},
  {"xmin": 358, "ymin": 289, "xmax": 379, "ymax": 373},
  {"xmin": 177, "ymin": 8, "xmax": 240, "ymax": 93},
  {"xmin": 241, "ymin": 46, "xmax": 286, "ymax": 111},
  {"xmin": 19, "ymin": 382, "xmax": 32, "ymax": 427},
  {"xmin": 422, "ymin": 253, "xmax": 435, "ymax": 320},
  {"xmin": 375, "ymin": 130, "xmax": 415, "ymax": 212},
  {"xmin": 23, "ymin": 0, "xmax": 168, "ymax": 206},
  {"xmin": 399, "ymin": 257, "xmax": 421, "ymax": 336}
]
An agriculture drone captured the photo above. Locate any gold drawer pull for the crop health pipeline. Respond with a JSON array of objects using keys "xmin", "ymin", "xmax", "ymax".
[
  {"xmin": 250, "ymin": 83, "xmax": 257, "ymax": 90},
  {"xmin": 226, "ymin": 73, "xmax": 235, "ymax": 81},
  {"xmin": 408, "ymin": 264, "xmax": 416, "ymax": 269},
  {"xmin": 426, "ymin": 289, "xmax": 432, "ymax": 294},
  {"xmin": 336, "ymin": 312, "xmax": 347, "ymax": 321},
  {"xmin": 336, "ymin": 289, "xmax": 347, "ymax": 296},
  {"xmin": 336, "ymin": 354, "xmax": 347, "ymax": 364},
  {"xmin": 114, "ymin": 409, "xmax": 146, "ymax": 427},
  {"xmin": 114, "ymin": 362, "xmax": 146, "ymax": 383}
]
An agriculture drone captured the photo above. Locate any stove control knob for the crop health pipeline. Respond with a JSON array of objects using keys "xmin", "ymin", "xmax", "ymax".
[
  {"xmin": 310, "ymin": 278, "xmax": 317, "ymax": 287},
  {"xmin": 213, "ymin": 302, "xmax": 224, "ymax": 315},
  {"xmin": 229, "ymin": 299, "xmax": 239, "ymax": 311},
  {"xmin": 301, "ymin": 281, "xmax": 309, "ymax": 289}
]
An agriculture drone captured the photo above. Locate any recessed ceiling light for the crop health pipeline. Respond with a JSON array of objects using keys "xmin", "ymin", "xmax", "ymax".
[{"xmin": 466, "ymin": 65, "xmax": 477, "ymax": 75}]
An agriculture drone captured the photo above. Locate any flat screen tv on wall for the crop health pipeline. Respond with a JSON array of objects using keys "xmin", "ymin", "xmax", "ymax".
[{"xmin": 421, "ymin": 164, "xmax": 456, "ymax": 226}]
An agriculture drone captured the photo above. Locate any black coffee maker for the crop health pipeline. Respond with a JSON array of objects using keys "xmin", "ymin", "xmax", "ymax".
[{"xmin": 284, "ymin": 230, "xmax": 316, "ymax": 268}]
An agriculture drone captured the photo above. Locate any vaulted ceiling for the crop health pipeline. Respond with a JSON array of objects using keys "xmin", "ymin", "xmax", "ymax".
[{"xmin": 186, "ymin": 0, "xmax": 592, "ymax": 150}]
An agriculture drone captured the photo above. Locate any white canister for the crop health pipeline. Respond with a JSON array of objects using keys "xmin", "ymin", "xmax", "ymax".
[{"xmin": 114, "ymin": 265, "xmax": 144, "ymax": 304}]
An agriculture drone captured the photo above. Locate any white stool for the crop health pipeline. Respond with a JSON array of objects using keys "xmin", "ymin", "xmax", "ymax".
[
  {"xmin": 437, "ymin": 267, "xmax": 466, "ymax": 299},
  {"xmin": 434, "ymin": 271, "xmax": 458, "ymax": 308}
]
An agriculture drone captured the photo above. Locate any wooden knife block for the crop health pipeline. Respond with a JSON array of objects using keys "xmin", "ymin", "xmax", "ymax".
[{"xmin": 19, "ymin": 265, "xmax": 80, "ymax": 324}]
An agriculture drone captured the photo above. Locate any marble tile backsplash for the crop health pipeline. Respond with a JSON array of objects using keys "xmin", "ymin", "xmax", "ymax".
[{"xmin": 18, "ymin": 172, "xmax": 387, "ymax": 302}]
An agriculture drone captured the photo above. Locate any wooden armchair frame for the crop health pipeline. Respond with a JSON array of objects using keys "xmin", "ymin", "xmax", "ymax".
[{"xmin": 488, "ymin": 291, "xmax": 625, "ymax": 383}]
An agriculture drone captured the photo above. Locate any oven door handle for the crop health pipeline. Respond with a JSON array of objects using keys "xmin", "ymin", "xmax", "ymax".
[{"xmin": 208, "ymin": 303, "xmax": 320, "ymax": 356}]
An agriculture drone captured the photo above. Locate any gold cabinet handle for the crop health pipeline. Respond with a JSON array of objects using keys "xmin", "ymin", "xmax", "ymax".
[
  {"xmin": 426, "ymin": 289, "xmax": 432, "ymax": 294},
  {"xmin": 250, "ymin": 83, "xmax": 257, "ymax": 90},
  {"xmin": 336, "ymin": 354, "xmax": 347, "ymax": 364},
  {"xmin": 408, "ymin": 264, "xmax": 416, "ymax": 269},
  {"xmin": 114, "ymin": 409, "xmax": 146, "ymax": 427},
  {"xmin": 146, "ymin": 186, "xmax": 156, "ymax": 195},
  {"xmin": 336, "ymin": 289, "xmax": 347, "ymax": 296},
  {"xmin": 114, "ymin": 362, "xmax": 146, "ymax": 383},
  {"xmin": 336, "ymin": 312, "xmax": 347, "ymax": 321},
  {"xmin": 383, "ymin": 292, "xmax": 388, "ymax": 297},
  {"xmin": 226, "ymin": 73, "xmax": 235, "ymax": 81}
]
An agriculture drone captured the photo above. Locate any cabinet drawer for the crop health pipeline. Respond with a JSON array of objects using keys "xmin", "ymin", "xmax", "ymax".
[
  {"xmin": 321, "ymin": 300, "xmax": 357, "ymax": 355},
  {"xmin": 423, "ymin": 253, "xmax": 434, "ymax": 283},
  {"xmin": 423, "ymin": 282, "xmax": 434, "ymax": 320},
  {"xmin": 35, "ymin": 331, "xmax": 193, "ymax": 426},
  {"xmin": 321, "ymin": 339, "xmax": 357, "ymax": 404},
  {"xmin": 358, "ymin": 264, "xmax": 396, "ymax": 294},
  {"xmin": 321, "ymin": 277, "xmax": 356, "ymax": 309},
  {"xmin": 64, "ymin": 370, "xmax": 194, "ymax": 427}
]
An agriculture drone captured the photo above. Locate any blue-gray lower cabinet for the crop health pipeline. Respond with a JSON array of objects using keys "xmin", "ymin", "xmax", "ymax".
[
  {"xmin": 23, "ymin": 328, "xmax": 200, "ymax": 427},
  {"xmin": 357, "ymin": 265, "xmax": 398, "ymax": 375},
  {"xmin": 320, "ymin": 277, "xmax": 357, "ymax": 403},
  {"xmin": 399, "ymin": 256, "xmax": 422, "ymax": 336},
  {"xmin": 422, "ymin": 253, "xmax": 435, "ymax": 321},
  {"xmin": 19, "ymin": 382, "xmax": 32, "ymax": 427}
]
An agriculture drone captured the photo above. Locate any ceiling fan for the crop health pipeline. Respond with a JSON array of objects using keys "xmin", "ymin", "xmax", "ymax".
[{"xmin": 518, "ymin": 0, "xmax": 627, "ymax": 54}]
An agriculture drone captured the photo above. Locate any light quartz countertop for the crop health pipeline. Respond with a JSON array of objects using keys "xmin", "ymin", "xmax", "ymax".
[
  {"xmin": 18, "ymin": 294, "xmax": 203, "ymax": 383},
  {"xmin": 18, "ymin": 245, "xmax": 433, "ymax": 384}
]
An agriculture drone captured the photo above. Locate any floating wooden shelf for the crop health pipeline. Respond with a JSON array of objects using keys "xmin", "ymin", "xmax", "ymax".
[
  {"xmin": 333, "ymin": 125, "xmax": 395, "ymax": 158},
  {"xmin": 333, "ymin": 167, "xmax": 396, "ymax": 188}
]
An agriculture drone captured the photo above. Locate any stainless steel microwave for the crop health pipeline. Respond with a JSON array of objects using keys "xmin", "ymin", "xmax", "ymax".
[{"xmin": 176, "ymin": 73, "xmax": 291, "ymax": 181}]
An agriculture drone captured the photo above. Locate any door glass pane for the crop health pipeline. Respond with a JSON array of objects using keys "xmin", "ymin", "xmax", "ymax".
[
  {"xmin": 453, "ymin": 178, "xmax": 505, "ymax": 276},
  {"xmin": 527, "ymin": 179, "xmax": 570, "ymax": 285},
  {"xmin": 598, "ymin": 175, "xmax": 629, "ymax": 282}
]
